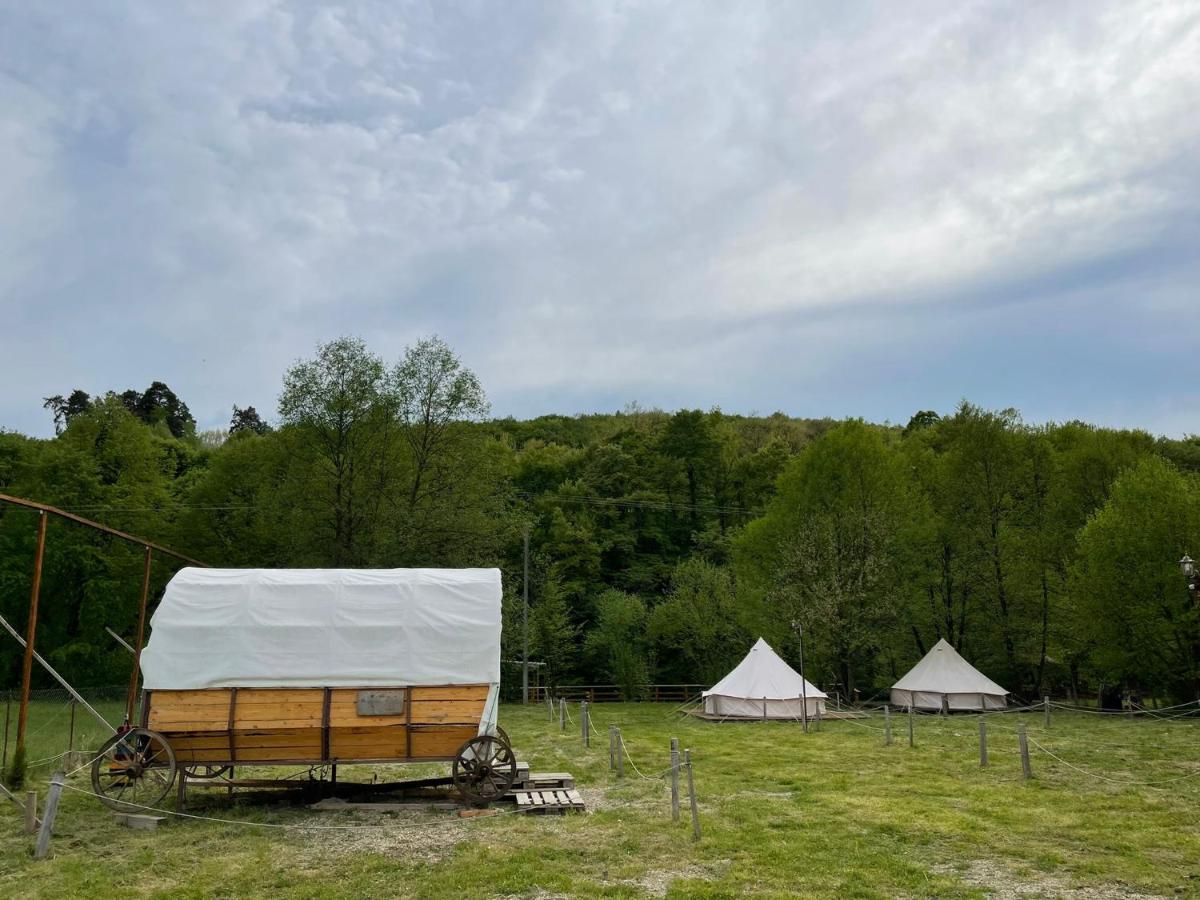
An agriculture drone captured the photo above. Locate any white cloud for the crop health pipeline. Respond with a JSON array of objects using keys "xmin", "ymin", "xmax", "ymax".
[{"xmin": 0, "ymin": 1, "xmax": 1197, "ymax": 436}]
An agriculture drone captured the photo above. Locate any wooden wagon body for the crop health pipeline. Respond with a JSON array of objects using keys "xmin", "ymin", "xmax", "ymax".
[
  {"xmin": 93, "ymin": 568, "xmax": 515, "ymax": 809},
  {"xmin": 144, "ymin": 683, "xmax": 491, "ymax": 767}
]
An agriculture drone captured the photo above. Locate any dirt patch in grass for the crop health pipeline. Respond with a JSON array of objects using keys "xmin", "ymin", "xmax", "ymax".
[
  {"xmin": 298, "ymin": 807, "xmax": 474, "ymax": 864},
  {"xmin": 934, "ymin": 860, "xmax": 1164, "ymax": 899}
]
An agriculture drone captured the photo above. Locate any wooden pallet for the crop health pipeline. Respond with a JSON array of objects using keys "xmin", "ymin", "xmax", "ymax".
[
  {"xmin": 514, "ymin": 771, "xmax": 575, "ymax": 790},
  {"xmin": 513, "ymin": 788, "xmax": 584, "ymax": 814}
]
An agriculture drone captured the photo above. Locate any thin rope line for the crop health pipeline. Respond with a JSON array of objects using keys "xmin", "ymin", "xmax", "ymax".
[{"xmin": 1027, "ymin": 738, "xmax": 1200, "ymax": 786}]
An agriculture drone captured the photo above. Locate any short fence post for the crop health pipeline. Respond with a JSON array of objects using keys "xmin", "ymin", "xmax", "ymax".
[
  {"xmin": 978, "ymin": 716, "xmax": 988, "ymax": 767},
  {"xmin": 1044, "ymin": 696, "xmax": 1050, "ymax": 730},
  {"xmin": 814, "ymin": 706, "xmax": 821, "ymax": 732},
  {"xmin": 34, "ymin": 771, "xmax": 63, "ymax": 859},
  {"xmin": 685, "ymin": 749, "xmax": 700, "ymax": 841},
  {"xmin": 616, "ymin": 727, "xmax": 624, "ymax": 779},
  {"xmin": 547, "ymin": 694, "xmax": 554, "ymax": 721},
  {"xmin": 581, "ymin": 700, "xmax": 590, "ymax": 746},
  {"xmin": 559, "ymin": 697, "xmax": 566, "ymax": 733},
  {"xmin": 24, "ymin": 790, "xmax": 37, "ymax": 834},
  {"xmin": 907, "ymin": 706, "xmax": 914, "ymax": 747},
  {"xmin": 68, "ymin": 699, "xmax": 76, "ymax": 753},
  {"xmin": 608, "ymin": 725, "xmax": 616, "ymax": 771},
  {"xmin": 884, "ymin": 705, "xmax": 892, "ymax": 746},
  {"xmin": 1018, "ymin": 722, "xmax": 1032, "ymax": 780},
  {"xmin": 670, "ymin": 738, "xmax": 680, "ymax": 823}
]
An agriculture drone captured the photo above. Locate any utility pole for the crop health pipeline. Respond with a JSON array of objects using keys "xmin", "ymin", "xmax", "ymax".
[
  {"xmin": 522, "ymin": 523, "xmax": 530, "ymax": 705},
  {"xmin": 793, "ymin": 618, "xmax": 809, "ymax": 734}
]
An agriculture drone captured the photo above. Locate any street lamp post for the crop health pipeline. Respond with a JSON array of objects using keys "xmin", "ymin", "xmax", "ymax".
[{"xmin": 1180, "ymin": 555, "xmax": 1197, "ymax": 597}]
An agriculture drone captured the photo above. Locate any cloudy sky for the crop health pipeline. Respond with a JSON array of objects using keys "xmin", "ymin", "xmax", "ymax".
[{"xmin": 2, "ymin": 1, "xmax": 1198, "ymax": 438}]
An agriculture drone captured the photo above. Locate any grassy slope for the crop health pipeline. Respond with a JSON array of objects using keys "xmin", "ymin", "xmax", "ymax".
[{"xmin": 2, "ymin": 700, "xmax": 1199, "ymax": 898}]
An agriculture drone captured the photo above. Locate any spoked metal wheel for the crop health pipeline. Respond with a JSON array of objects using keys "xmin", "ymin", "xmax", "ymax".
[
  {"xmin": 182, "ymin": 765, "xmax": 232, "ymax": 780},
  {"xmin": 452, "ymin": 733, "xmax": 517, "ymax": 806},
  {"xmin": 90, "ymin": 727, "xmax": 177, "ymax": 811}
]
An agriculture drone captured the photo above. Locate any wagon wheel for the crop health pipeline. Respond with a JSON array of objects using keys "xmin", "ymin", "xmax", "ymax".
[
  {"xmin": 90, "ymin": 727, "xmax": 177, "ymax": 811},
  {"xmin": 452, "ymin": 734, "xmax": 516, "ymax": 806},
  {"xmin": 182, "ymin": 764, "xmax": 232, "ymax": 780}
]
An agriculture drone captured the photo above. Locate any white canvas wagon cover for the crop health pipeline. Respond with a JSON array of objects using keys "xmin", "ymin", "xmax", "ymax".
[{"xmin": 140, "ymin": 568, "xmax": 502, "ymax": 691}]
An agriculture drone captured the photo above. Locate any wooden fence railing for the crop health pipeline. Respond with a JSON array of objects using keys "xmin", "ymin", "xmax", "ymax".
[{"xmin": 530, "ymin": 684, "xmax": 707, "ymax": 704}]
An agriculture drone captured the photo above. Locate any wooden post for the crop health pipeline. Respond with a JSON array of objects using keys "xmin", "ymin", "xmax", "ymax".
[
  {"xmin": 907, "ymin": 705, "xmax": 914, "ymax": 747},
  {"xmin": 761, "ymin": 696, "xmax": 767, "ymax": 722},
  {"xmin": 608, "ymin": 725, "xmax": 615, "ymax": 771},
  {"xmin": 24, "ymin": 790, "xmax": 37, "ymax": 834},
  {"xmin": 547, "ymin": 694, "xmax": 554, "ymax": 721},
  {"xmin": 559, "ymin": 697, "xmax": 566, "ymax": 733},
  {"xmin": 581, "ymin": 700, "xmax": 590, "ymax": 746},
  {"xmin": 1044, "ymin": 696, "xmax": 1050, "ymax": 730},
  {"xmin": 978, "ymin": 716, "xmax": 987, "ymax": 766},
  {"xmin": 616, "ymin": 727, "xmax": 624, "ymax": 779},
  {"xmin": 68, "ymin": 699, "xmax": 76, "ymax": 753},
  {"xmin": 125, "ymin": 546, "xmax": 153, "ymax": 724},
  {"xmin": 685, "ymin": 749, "xmax": 700, "ymax": 841},
  {"xmin": 1018, "ymin": 722, "xmax": 1032, "ymax": 779},
  {"xmin": 670, "ymin": 738, "xmax": 680, "ymax": 823},
  {"xmin": 884, "ymin": 705, "xmax": 892, "ymax": 746},
  {"xmin": 814, "ymin": 705, "xmax": 821, "ymax": 732},
  {"xmin": 34, "ymin": 771, "xmax": 63, "ymax": 859},
  {"xmin": 16, "ymin": 511, "xmax": 48, "ymax": 755}
]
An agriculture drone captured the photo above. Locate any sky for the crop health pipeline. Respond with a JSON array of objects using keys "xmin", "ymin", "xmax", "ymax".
[{"xmin": 1, "ymin": 1, "xmax": 1198, "ymax": 438}]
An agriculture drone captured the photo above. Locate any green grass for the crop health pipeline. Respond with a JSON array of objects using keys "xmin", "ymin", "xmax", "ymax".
[{"xmin": 3, "ymin": 699, "xmax": 1200, "ymax": 898}]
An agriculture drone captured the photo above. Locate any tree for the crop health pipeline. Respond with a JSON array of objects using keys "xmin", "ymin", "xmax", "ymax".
[
  {"xmin": 229, "ymin": 405, "xmax": 271, "ymax": 436},
  {"xmin": 903, "ymin": 410, "xmax": 941, "ymax": 436},
  {"xmin": 529, "ymin": 568, "xmax": 578, "ymax": 687},
  {"xmin": 42, "ymin": 389, "xmax": 93, "ymax": 434},
  {"xmin": 278, "ymin": 337, "xmax": 394, "ymax": 565},
  {"xmin": 386, "ymin": 336, "xmax": 504, "ymax": 564},
  {"xmin": 395, "ymin": 335, "xmax": 489, "ymax": 511},
  {"xmin": 1070, "ymin": 457, "xmax": 1200, "ymax": 701},
  {"xmin": 585, "ymin": 589, "xmax": 650, "ymax": 699},
  {"xmin": 735, "ymin": 420, "xmax": 924, "ymax": 694},
  {"xmin": 125, "ymin": 382, "xmax": 195, "ymax": 438},
  {"xmin": 648, "ymin": 558, "xmax": 761, "ymax": 684}
]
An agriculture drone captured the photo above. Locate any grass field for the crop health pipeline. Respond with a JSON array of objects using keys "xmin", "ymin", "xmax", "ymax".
[{"xmin": 2, "ymin": 698, "xmax": 1199, "ymax": 898}]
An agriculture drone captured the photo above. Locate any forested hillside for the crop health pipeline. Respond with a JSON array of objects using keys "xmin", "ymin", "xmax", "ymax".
[{"xmin": 2, "ymin": 337, "xmax": 1198, "ymax": 703}]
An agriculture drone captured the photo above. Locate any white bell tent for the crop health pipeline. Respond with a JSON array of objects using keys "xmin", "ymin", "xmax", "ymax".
[
  {"xmin": 703, "ymin": 638, "xmax": 827, "ymax": 719},
  {"xmin": 890, "ymin": 638, "xmax": 1009, "ymax": 711}
]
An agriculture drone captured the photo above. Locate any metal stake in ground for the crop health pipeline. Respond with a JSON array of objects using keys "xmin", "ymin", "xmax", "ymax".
[
  {"xmin": 670, "ymin": 737, "xmax": 680, "ymax": 822},
  {"xmin": 685, "ymin": 748, "xmax": 700, "ymax": 841},
  {"xmin": 907, "ymin": 705, "xmax": 914, "ymax": 747},
  {"xmin": 978, "ymin": 716, "xmax": 987, "ymax": 767},
  {"xmin": 884, "ymin": 705, "xmax": 892, "ymax": 746},
  {"xmin": 1018, "ymin": 722, "xmax": 1032, "ymax": 779},
  {"xmin": 34, "ymin": 771, "xmax": 63, "ymax": 859}
]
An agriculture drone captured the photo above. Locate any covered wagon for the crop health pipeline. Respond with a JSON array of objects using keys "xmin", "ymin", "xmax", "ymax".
[{"xmin": 91, "ymin": 567, "xmax": 515, "ymax": 809}]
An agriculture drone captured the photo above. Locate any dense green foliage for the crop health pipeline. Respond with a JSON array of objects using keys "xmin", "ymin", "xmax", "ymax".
[{"xmin": 2, "ymin": 336, "xmax": 1198, "ymax": 702}]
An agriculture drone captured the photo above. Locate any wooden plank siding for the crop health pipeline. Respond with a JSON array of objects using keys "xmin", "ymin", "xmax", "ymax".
[{"xmin": 147, "ymin": 685, "xmax": 488, "ymax": 766}]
